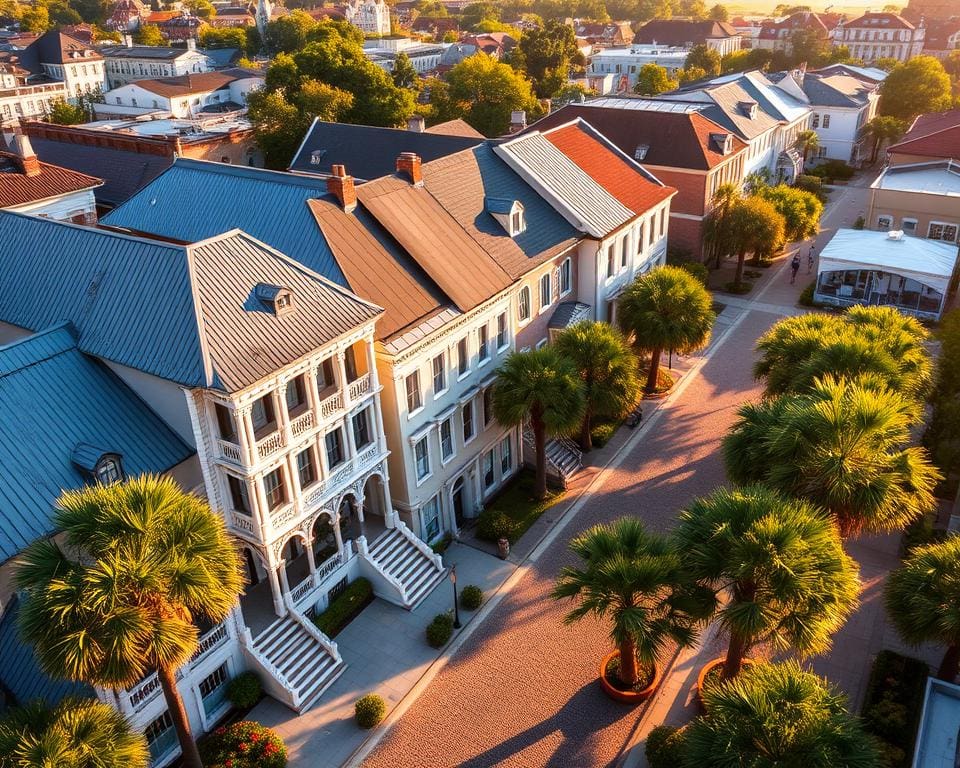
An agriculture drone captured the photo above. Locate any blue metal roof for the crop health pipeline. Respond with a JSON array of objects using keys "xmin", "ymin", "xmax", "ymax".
[
  {"xmin": 102, "ymin": 158, "xmax": 346, "ymax": 285},
  {"xmin": 0, "ymin": 324, "xmax": 194, "ymax": 563},
  {"xmin": 0, "ymin": 595, "xmax": 95, "ymax": 706}
]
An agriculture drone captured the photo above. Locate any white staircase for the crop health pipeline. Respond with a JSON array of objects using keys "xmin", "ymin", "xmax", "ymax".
[
  {"xmin": 246, "ymin": 612, "xmax": 345, "ymax": 713},
  {"xmin": 359, "ymin": 523, "xmax": 445, "ymax": 609},
  {"xmin": 524, "ymin": 431, "xmax": 583, "ymax": 487}
]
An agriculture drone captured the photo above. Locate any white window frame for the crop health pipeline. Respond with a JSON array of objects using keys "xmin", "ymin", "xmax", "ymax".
[
  {"xmin": 462, "ymin": 400, "xmax": 476, "ymax": 445},
  {"xmin": 877, "ymin": 215, "xmax": 893, "ymax": 230},
  {"xmin": 414, "ymin": 435, "xmax": 431, "ymax": 483},
  {"xmin": 901, "ymin": 217, "xmax": 917, "ymax": 234},
  {"xmin": 405, "ymin": 370, "xmax": 423, "ymax": 416},
  {"xmin": 457, "ymin": 337, "xmax": 470, "ymax": 380},
  {"xmin": 500, "ymin": 435, "xmax": 513, "ymax": 474},
  {"xmin": 439, "ymin": 417, "xmax": 455, "ymax": 464},
  {"xmin": 539, "ymin": 272, "xmax": 552, "ymax": 313},
  {"xmin": 496, "ymin": 311, "xmax": 509, "ymax": 350},
  {"xmin": 421, "ymin": 494, "xmax": 441, "ymax": 542},
  {"xmin": 432, "ymin": 353, "xmax": 447, "ymax": 397},
  {"xmin": 535, "ymin": 338, "xmax": 548, "ymax": 350},
  {"xmin": 482, "ymin": 449, "xmax": 496, "ymax": 490},
  {"xmin": 559, "ymin": 257, "xmax": 572, "ymax": 296},
  {"xmin": 518, "ymin": 286, "xmax": 531, "ymax": 325},
  {"xmin": 620, "ymin": 236, "xmax": 629, "ymax": 270},
  {"xmin": 929, "ymin": 221, "xmax": 959, "ymax": 242},
  {"xmin": 478, "ymin": 323, "xmax": 490, "ymax": 365}
]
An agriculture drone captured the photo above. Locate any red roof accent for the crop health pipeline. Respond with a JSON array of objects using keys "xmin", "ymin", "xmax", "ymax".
[
  {"xmin": 0, "ymin": 153, "xmax": 101, "ymax": 208},
  {"xmin": 844, "ymin": 11, "xmax": 916, "ymax": 29},
  {"xmin": 887, "ymin": 109, "xmax": 960, "ymax": 161},
  {"xmin": 542, "ymin": 122, "xmax": 676, "ymax": 216}
]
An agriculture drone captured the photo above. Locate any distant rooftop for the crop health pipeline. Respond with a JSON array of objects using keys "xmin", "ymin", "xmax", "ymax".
[
  {"xmin": 873, "ymin": 160, "xmax": 960, "ymax": 195},
  {"xmin": 913, "ymin": 678, "xmax": 960, "ymax": 768}
]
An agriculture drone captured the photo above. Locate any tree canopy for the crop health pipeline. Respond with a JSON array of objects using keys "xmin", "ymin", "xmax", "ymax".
[
  {"xmin": 754, "ymin": 183, "xmax": 822, "ymax": 243},
  {"xmin": 684, "ymin": 44, "xmax": 721, "ymax": 77},
  {"xmin": 633, "ymin": 63, "xmax": 677, "ymax": 96},
  {"xmin": 513, "ymin": 20, "xmax": 584, "ymax": 98},
  {"xmin": 132, "ymin": 23, "xmax": 164, "ymax": 46},
  {"xmin": 880, "ymin": 56, "xmax": 952, "ymax": 121}
]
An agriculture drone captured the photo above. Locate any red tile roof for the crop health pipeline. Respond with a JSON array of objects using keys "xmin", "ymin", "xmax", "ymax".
[
  {"xmin": 0, "ymin": 153, "xmax": 102, "ymax": 208},
  {"xmin": 542, "ymin": 122, "xmax": 676, "ymax": 216},
  {"xmin": 888, "ymin": 109, "xmax": 960, "ymax": 161},
  {"xmin": 844, "ymin": 11, "xmax": 916, "ymax": 29}
]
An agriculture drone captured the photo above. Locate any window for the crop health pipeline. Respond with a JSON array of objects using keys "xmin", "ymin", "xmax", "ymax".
[
  {"xmin": 822, "ymin": 114, "xmax": 831, "ymax": 129},
  {"xmin": 539, "ymin": 272, "xmax": 552, "ymax": 309},
  {"xmin": 483, "ymin": 450, "xmax": 495, "ymax": 489},
  {"xmin": 324, "ymin": 428, "xmax": 345, "ymax": 469},
  {"xmin": 483, "ymin": 387, "xmax": 494, "ymax": 427},
  {"xmin": 478, "ymin": 324, "xmax": 490, "ymax": 363},
  {"xmin": 497, "ymin": 312, "xmax": 508, "ymax": 349},
  {"xmin": 215, "ymin": 403, "xmax": 236, "ymax": 441},
  {"xmin": 317, "ymin": 358, "xmax": 336, "ymax": 392},
  {"xmin": 510, "ymin": 208, "xmax": 525, "ymax": 235},
  {"xmin": 518, "ymin": 286, "xmax": 531, "ymax": 323},
  {"xmin": 457, "ymin": 337, "xmax": 469, "ymax": 376},
  {"xmin": 422, "ymin": 494, "xmax": 440, "ymax": 541},
  {"xmin": 649, "ymin": 218, "xmax": 655, "ymax": 245},
  {"xmin": 462, "ymin": 401, "xmax": 475, "ymax": 443},
  {"xmin": 343, "ymin": 347, "xmax": 358, "ymax": 382},
  {"xmin": 432, "ymin": 353, "xmax": 446, "ymax": 395},
  {"xmin": 901, "ymin": 218, "xmax": 917, "ymax": 233},
  {"xmin": 297, "ymin": 448, "xmax": 317, "ymax": 488},
  {"xmin": 352, "ymin": 408, "xmax": 372, "ymax": 449},
  {"xmin": 606, "ymin": 245, "xmax": 615, "ymax": 278},
  {"xmin": 929, "ymin": 222, "xmax": 959, "ymax": 242},
  {"xmin": 263, "ymin": 467, "xmax": 286, "ymax": 510},
  {"xmin": 659, "ymin": 208, "xmax": 665, "ymax": 238},
  {"xmin": 285, "ymin": 376, "xmax": 305, "ymax": 413},
  {"xmin": 145, "ymin": 712, "xmax": 176, "ymax": 762},
  {"xmin": 440, "ymin": 418, "xmax": 454, "ymax": 461},
  {"xmin": 500, "ymin": 436, "xmax": 512, "ymax": 474},
  {"xmin": 877, "ymin": 215, "xmax": 893, "ymax": 230},
  {"xmin": 251, "ymin": 394, "xmax": 275, "ymax": 432},
  {"xmin": 95, "ymin": 457, "xmax": 123, "ymax": 485},
  {"xmin": 405, "ymin": 371, "xmax": 422, "ymax": 414},
  {"xmin": 621, "ymin": 236, "xmax": 629, "ymax": 268},
  {"xmin": 637, "ymin": 223, "xmax": 644, "ymax": 253},
  {"xmin": 414, "ymin": 436, "xmax": 430, "ymax": 480},
  {"xmin": 228, "ymin": 475, "xmax": 251, "ymax": 512},
  {"xmin": 199, "ymin": 663, "xmax": 230, "ymax": 719},
  {"xmin": 560, "ymin": 258, "xmax": 572, "ymax": 295},
  {"xmin": 812, "ymin": 113, "xmax": 820, "ymax": 128}
]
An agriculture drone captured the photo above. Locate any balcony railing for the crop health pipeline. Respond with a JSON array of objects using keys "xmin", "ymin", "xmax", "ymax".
[
  {"xmin": 256, "ymin": 430, "xmax": 284, "ymax": 460},
  {"xmin": 348, "ymin": 373, "xmax": 372, "ymax": 401},
  {"xmin": 318, "ymin": 389, "xmax": 343, "ymax": 419},
  {"xmin": 217, "ymin": 439, "xmax": 243, "ymax": 464},
  {"xmin": 230, "ymin": 510, "xmax": 254, "ymax": 534},
  {"xmin": 290, "ymin": 410, "xmax": 314, "ymax": 437}
]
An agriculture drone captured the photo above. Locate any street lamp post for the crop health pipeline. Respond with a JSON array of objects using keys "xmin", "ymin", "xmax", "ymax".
[{"xmin": 450, "ymin": 565, "xmax": 461, "ymax": 629}]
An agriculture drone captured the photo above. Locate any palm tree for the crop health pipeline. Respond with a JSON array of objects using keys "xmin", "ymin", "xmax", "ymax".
[
  {"xmin": 554, "ymin": 321, "xmax": 640, "ymax": 451},
  {"xmin": 492, "ymin": 347, "xmax": 585, "ymax": 499},
  {"xmin": 15, "ymin": 475, "xmax": 245, "ymax": 768},
  {"xmin": 0, "ymin": 699, "xmax": 148, "ymax": 768},
  {"xmin": 886, "ymin": 536, "xmax": 960, "ymax": 682},
  {"xmin": 552, "ymin": 518, "xmax": 711, "ymax": 687},
  {"xmin": 723, "ymin": 376, "xmax": 941, "ymax": 537},
  {"xmin": 675, "ymin": 485, "xmax": 859, "ymax": 680},
  {"xmin": 618, "ymin": 266, "xmax": 715, "ymax": 394},
  {"xmin": 683, "ymin": 662, "xmax": 882, "ymax": 767},
  {"xmin": 703, "ymin": 183, "xmax": 740, "ymax": 269},
  {"xmin": 795, "ymin": 128, "xmax": 820, "ymax": 167}
]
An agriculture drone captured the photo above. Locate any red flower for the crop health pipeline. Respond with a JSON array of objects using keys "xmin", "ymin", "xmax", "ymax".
[{"xmin": 250, "ymin": 732, "xmax": 260, "ymax": 742}]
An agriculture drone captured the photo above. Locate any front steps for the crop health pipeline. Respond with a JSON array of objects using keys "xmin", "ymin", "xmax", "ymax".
[{"xmin": 360, "ymin": 524, "xmax": 445, "ymax": 609}]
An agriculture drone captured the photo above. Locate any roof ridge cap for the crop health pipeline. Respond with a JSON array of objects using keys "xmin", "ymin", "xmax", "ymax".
[{"xmin": 181, "ymin": 240, "xmax": 216, "ymax": 388}]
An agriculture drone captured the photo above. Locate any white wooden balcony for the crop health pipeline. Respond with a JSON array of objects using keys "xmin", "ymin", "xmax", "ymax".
[{"xmin": 348, "ymin": 372, "xmax": 372, "ymax": 402}]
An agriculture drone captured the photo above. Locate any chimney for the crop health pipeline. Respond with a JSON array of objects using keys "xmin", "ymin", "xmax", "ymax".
[
  {"xmin": 407, "ymin": 114, "xmax": 426, "ymax": 133},
  {"xmin": 13, "ymin": 133, "xmax": 40, "ymax": 177},
  {"xmin": 396, "ymin": 152, "xmax": 422, "ymax": 186},
  {"xmin": 326, "ymin": 164, "xmax": 356, "ymax": 212},
  {"xmin": 122, "ymin": 32, "xmax": 133, "ymax": 47},
  {"xmin": 186, "ymin": 38, "xmax": 196, "ymax": 51},
  {"xmin": 509, "ymin": 110, "xmax": 527, "ymax": 134}
]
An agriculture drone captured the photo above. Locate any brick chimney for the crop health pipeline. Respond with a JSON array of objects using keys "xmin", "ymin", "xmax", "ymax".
[
  {"xmin": 407, "ymin": 115, "xmax": 426, "ymax": 133},
  {"xmin": 13, "ymin": 133, "xmax": 41, "ymax": 177},
  {"xmin": 326, "ymin": 164, "xmax": 356, "ymax": 212},
  {"xmin": 396, "ymin": 152, "xmax": 422, "ymax": 186}
]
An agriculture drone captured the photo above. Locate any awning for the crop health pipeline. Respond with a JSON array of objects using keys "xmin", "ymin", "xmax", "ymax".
[{"xmin": 548, "ymin": 301, "xmax": 593, "ymax": 330}]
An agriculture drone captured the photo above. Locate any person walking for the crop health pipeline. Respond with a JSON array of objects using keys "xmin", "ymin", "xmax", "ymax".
[
  {"xmin": 807, "ymin": 245, "xmax": 816, "ymax": 274},
  {"xmin": 790, "ymin": 253, "xmax": 801, "ymax": 284}
]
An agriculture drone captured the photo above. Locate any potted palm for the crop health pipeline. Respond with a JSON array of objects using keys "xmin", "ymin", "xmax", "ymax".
[{"xmin": 553, "ymin": 518, "xmax": 711, "ymax": 703}]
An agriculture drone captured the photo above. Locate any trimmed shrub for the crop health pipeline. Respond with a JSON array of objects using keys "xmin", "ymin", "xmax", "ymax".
[
  {"xmin": 798, "ymin": 282, "xmax": 816, "ymax": 306},
  {"xmin": 199, "ymin": 721, "xmax": 286, "ymax": 768},
  {"xmin": 723, "ymin": 280, "xmax": 752, "ymax": 294},
  {"xmin": 645, "ymin": 724, "xmax": 686, "ymax": 768},
  {"xmin": 590, "ymin": 420, "xmax": 617, "ymax": 447},
  {"xmin": 477, "ymin": 509, "xmax": 519, "ymax": 543},
  {"xmin": 866, "ymin": 695, "xmax": 909, "ymax": 742},
  {"xmin": 808, "ymin": 159, "xmax": 855, "ymax": 182},
  {"xmin": 677, "ymin": 260, "xmax": 709, "ymax": 285},
  {"xmin": 460, "ymin": 584, "xmax": 483, "ymax": 611},
  {"xmin": 314, "ymin": 577, "xmax": 373, "ymax": 638},
  {"xmin": 354, "ymin": 694, "xmax": 387, "ymax": 729},
  {"xmin": 226, "ymin": 671, "xmax": 263, "ymax": 710},
  {"xmin": 854, "ymin": 215, "xmax": 866, "ymax": 230},
  {"xmin": 426, "ymin": 612, "xmax": 454, "ymax": 647}
]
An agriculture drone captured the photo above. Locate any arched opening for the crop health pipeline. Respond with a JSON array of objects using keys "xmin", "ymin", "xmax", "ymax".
[
  {"xmin": 281, "ymin": 533, "xmax": 311, "ymax": 603},
  {"xmin": 339, "ymin": 493, "xmax": 360, "ymax": 542},
  {"xmin": 243, "ymin": 547, "xmax": 260, "ymax": 586},
  {"xmin": 312, "ymin": 512, "xmax": 338, "ymax": 564},
  {"xmin": 451, "ymin": 476, "xmax": 467, "ymax": 528}
]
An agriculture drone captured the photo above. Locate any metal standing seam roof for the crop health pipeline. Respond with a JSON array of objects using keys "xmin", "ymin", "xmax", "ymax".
[
  {"xmin": 101, "ymin": 158, "xmax": 345, "ymax": 283},
  {"xmin": 0, "ymin": 323, "xmax": 195, "ymax": 564},
  {"xmin": 494, "ymin": 131, "xmax": 636, "ymax": 238},
  {"xmin": 0, "ymin": 211, "xmax": 382, "ymax": 391}
]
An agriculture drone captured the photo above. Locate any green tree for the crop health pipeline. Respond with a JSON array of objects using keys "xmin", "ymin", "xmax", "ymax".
[
  {"xmin": 553, "ymin": 518, "xmax": 709, "ymax": 687},
  {"xmin": 684, "ymin": 663, "xmax": 882, "ymax": 767},
  {"xmin": 708, "ymin": 3, "xmax": 727, "ymax": 20},
  {"xmin": 702, "ymin": 182, "xmax": 739, "ymax": 267},
  {"xmin": 443, "ymin": 53, "xmax": 542, "ymax": 136},
  {"xmin": 514, "ymin": 19, "xmax": 583, "ymax": 98},
  {"xmin": 754, "ymin": 183, "xmax": 822, "ymax": 242},
  {"xmin": 19, "ymin": 4, "xmax": 50, "ymax": 32},
  {"xmin": 15, "ymin": 475, "xmax": 244, "ymax": 768},
  {"xmin": 461, "ymin": 0, "xmax": 500, "ymax": 28},
  {"xmin": 47, "ymin": 1, "xmax": 83, "ymax": 26},
  {"xmin": 880, "ymin": 56, "xmax": 952, "ymax": 122},
  {"xmin": 47, "ymin": 98, "xmax": 87, "ymax": 125},
  {"xmin": 618, "ymin": 265, "xmax": 715, "ymax": 394},
  {"xmin": 873, "ymin": 56, "xmax": 899, "ymax": 72},
  {"xmin": 0, "ymin": 699, "xmax": 148, "ymax": 768},
  {"xmin": 728, "ymin": 196, "xmax": 785, "ymax": 285},
  {"xmin": 723, "ymin": 375, "xmax": 941, "ymax": 536},
  {"xmin": 554, "ymin": 321, "xmax": 640, "ymax": 451},
  {"xmin": 677, "ymin": 0, "xmax": 706, "ymax": 17},
  {"xmin": 676, "ymin": 485, "xmax": 859, "ymax": 679},
  {"xmin": 684, "ymin": 44, "xmax": 721, "ymax": 76},
  {"xmin": 200, "ymin": 25, "xmax": 249, "ymax": 54},
  {"xmin": 677, "ymin": 65, "xmax": 707, "ymax": 84},
  {"xmin": 887, "ymin": 536, "xmax": 960, "ymax": 682},
  {"xmin": 184, "ymin": 0, "xmax": 215, "ymax": 19},
  {"xmin": 720, "ymin": 49, "xmax": 750, "ymax": 73},
  {"xmin": 794, "ymin": 128, "xmax": 819, "ymax": 165},
  {"xmin": 945, "ymin": 50, "xmax": 960, "ymax": 79},
  {"xmin": 924, "ymin": 310, "xmax": 960, "ymax": 488},
  {"xmin": 392, "ymin": 51, "xmax": 420, "ymax": 89},
  {"xmin": 865, "ymin": 115, "xmax": 906, "ymax": 163},
  {"xmin": 133, "ymin": 23, "xmax": 164, "ymax": 46},
  {"xmin": 492, "ymin": 347, "xmax": 584, "ymax": 499},
  {"xmin": 790, "ymin": 28, "xmax": 830, "ymax": 66},
  {"xmin": 633, "ymin": 63, "xmax": 677, "ymax": 95},
  {"xmin": 265, "ymin": 8, "xmax": 319, "ymax": 53}
]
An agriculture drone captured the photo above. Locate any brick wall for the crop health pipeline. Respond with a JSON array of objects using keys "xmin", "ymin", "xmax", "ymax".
[{"xmin": 667, "ymin": 216, "xmax": 705, "ymax": 260}]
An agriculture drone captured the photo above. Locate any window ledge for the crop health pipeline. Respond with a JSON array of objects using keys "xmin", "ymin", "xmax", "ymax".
[
  {"xmin": 433, "ymin": 387, "xmax": 449, "ymax": 400},
  {"xmin": 415, "ymin": 471, "xmax": 433, "ymax": 487},
  {"xmin": 477, "ymin": 357, "xmax": 490, "ymax": 368},
  {"xmin": 407, "ymin": 406, "xmax": 425, "ymax": 420}
]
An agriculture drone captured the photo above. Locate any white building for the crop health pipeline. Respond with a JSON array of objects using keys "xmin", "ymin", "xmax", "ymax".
[
  {"xmin": 100, "ymin": 41, "xmax": 215, "ymax": 89},
  {"xmin": 0, "ymin": 62, "xmax": 68, "ymax": 126},
  {"xmin": 104, "ymin": 68, "xmax": 263, "ymax": 118},
  {"xmin": 586, "ymin": 46, "xmax": 689, "ymax": 91},
  {"xmin": 1, "ymin": 30, "xmax": 106, "ymax": 106},
  {"xmin": 344, "ymin": 0, "xmax": 390, "ymax": 36},
  {"xmin": 363, "ymin": 38, "xmax": 445, "ymax": 74},
  {"xmin": 832, "ymin": 12, "xmax": 925, "ymax": 63}
]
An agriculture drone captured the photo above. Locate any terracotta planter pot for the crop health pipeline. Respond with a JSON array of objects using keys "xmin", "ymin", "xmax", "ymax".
[
  {"xmin": 696, "ymin": 656, "xmax": 756, "ymax": 707},
  {"xmin": 598, "ymin": 649, "xmax": 661, "ymax": 704}
]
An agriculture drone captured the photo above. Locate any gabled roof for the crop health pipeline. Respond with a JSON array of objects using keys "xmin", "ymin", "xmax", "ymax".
[
  {"xmin": 0, "ymin": 323, "xmax": 194, "ymax": 563},
  {"xmin": 125, "ymin": 68, "xmax": 259, "ymax": 98},
  {"xmin": 99, "ymin": 44, "xmax": 207, "ymax": 60},
  {"xmin": 0, "ymin": 152, "xmax": 102, "ymax": 208},
  {"xmin": 633, "ymin": 18, "xmax": 739, "ymax": 44},
  {"xmin": 768, "ymin": 71, "xmax": 876, "ymax": 108},
  {"xmin": 0, "ymin": 212, "xmax": 381, "ymax": 391},
  {"xmin": 25, "ymin": 30, "xmax": 102, "ymax": 66},
  {"xmin": 528, "ymin": 101, "xmax": 748, "ymax": 171},
  {"xmin": 814, "ymin": 63, "xmax": 888, "ymax": 84},
  {"xmin": 288, "ymin": 119, "xmax": 483, "ymax": 181},
  {"xmin": 843, "ymin": 11, "xmax": 916, "ymax": 29},
  {"xmin": 889, "ymin": 110, "xmax": 960, "ymax": 161},
  {"xmin": 426, "ymin": 118, "xmax": 484, "ymax": 138},
  {"xmin": 102, "ymin": 159, "xmax": 343, "ymax": 280}
]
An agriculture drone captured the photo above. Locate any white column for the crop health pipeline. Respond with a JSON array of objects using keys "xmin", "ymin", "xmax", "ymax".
[
  {"xmin": 239, "ymin": 406, "xmax": 257, "ymax": 466},
  {"xmin": 337, "ymin": 350, "xmax": 350, "ymax": 405},
  {"xmin": 252, "ymin": 472, "xmax": 274, "ymax": 543},
  {"xmin": 304, "ymin": 366, "xmax": 319, "ymax": 414},
  {"xmin": 277, "ymin": 560, "xmax": 291, "ymax": 599},
  {"xmin": 333, "ymin": 513, "xmax": 345, "ymax": 552},
  {"xmin": 266, "ymin": 556, "xmax": 285, "ymax": 616},
  {"xmin": 274, "ymin": 387, "xmax": 291, "ymax": 447},
  {"xmin": 285, "ymin": 452, "xmax": 303, "ymax": 522}
]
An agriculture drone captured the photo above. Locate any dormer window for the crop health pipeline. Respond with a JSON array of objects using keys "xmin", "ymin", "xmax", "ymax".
[
  {"xmin": 255, "ymin": 283, "xmax": 295, "ymax": 316},
  {"xmin": 486, "ymin": 197, "xmax": 526, "ymax": 237},
  {"xmin": 96, "ymin": 457, "xmax": 123, "ymax": 485},
  {"xmin": 710, "ymin": 133, "xmax": 734, "ymax": 155},
  {"xmin": 634, "ymin": 144, "xmax": 650, "ymax": 160},
  {"xmin": 739, "ymin": 101, "xmax": 759, "ymax": 119},
  {"xmin": 72, "ymin": 443, "xmax": 124, "ymax": 485},
  {"xmin": 310, "ymin": 149, "xmax": 326, "ymax": 165}
]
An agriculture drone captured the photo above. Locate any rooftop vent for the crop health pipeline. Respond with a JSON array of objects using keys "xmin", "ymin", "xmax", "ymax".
[
  {"xmin": 310, "ymin": 149, "xmax": 326, "ymax": 166},
  {"xmin": 255, "ymin": 283, "xmax": 295, "ymax": 315},
  {"xmin": 887, "ymin": 230, "xmax": 905, "ymax": 241},
  {"xmin": 634, "ymin": 143, "xmax": 650, "ymax": 160}
]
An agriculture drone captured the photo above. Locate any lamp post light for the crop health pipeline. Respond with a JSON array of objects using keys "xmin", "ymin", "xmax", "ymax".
[{"xmin": 450, "ymin": 564, "xmax": 461, "ymax": 629}]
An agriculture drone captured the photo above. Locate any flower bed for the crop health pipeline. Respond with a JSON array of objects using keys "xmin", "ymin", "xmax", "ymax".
[
  {"xmin": 313, "ymin": 577, "xmax": 373, "ymax": 638},
  {"xmin": 860, "ymin": 650, "xmax": 929, "ymax": 767},
  {"xmin": 199, "ymin": 721, "xmax": 286, "ymax": 768}
]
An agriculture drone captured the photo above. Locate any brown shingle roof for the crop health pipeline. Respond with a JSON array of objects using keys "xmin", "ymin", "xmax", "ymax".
[
  {"xmin": 888, "ymin": 109, "xmax": 960, "ymax": 161},
  {"xmin": 0, "ymin": 153, "xmax": 101, "ymax": 208},
  {"xmin": 133, "ymin": 69, "xmax": 256, "ymax": 98},
  {"xmin": 425, "ymin": 119, "xmax": 484, "ymax": 139},
  {"xmin": 634, "ymin": 19, "xmax": 739, "ymax": 44}
]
